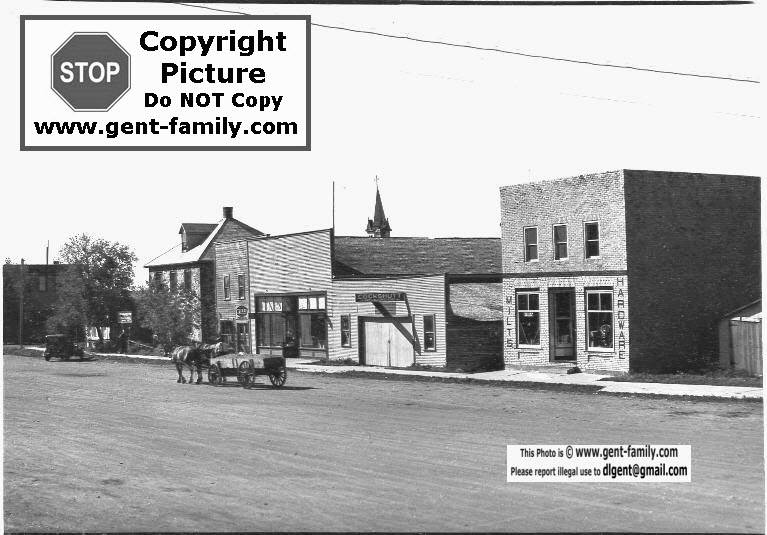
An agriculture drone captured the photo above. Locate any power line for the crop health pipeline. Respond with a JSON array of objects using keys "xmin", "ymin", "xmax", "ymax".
[{"xmin": 173, "ymin": 1, "xmax": 757, "ymax": 83}]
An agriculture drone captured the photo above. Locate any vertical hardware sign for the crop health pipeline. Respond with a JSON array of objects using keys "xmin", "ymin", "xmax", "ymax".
[{"xmin": 22, "ymin": 16, "xmax": 311, "ymax": 150}]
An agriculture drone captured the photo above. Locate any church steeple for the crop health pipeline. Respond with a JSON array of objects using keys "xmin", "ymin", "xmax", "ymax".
[{"xmin": 366, "ymin": 180, "xmax": 392, "ymax": 238}]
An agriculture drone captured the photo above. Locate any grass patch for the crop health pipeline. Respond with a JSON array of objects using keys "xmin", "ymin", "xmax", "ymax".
[{"xmin": 601, "ymin": 370, "xmax": 762, "ymax": 387}]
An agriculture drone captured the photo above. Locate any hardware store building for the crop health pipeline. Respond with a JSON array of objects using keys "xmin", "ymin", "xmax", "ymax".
[{"xmin": 500, "ymin": 170, "xmax": 760, "ymax": 373}]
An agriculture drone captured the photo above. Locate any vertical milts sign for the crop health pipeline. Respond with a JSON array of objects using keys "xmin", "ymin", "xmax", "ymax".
[{"xmin": 21, "ymin": 16, "xmax": 310, "ymax": 150}]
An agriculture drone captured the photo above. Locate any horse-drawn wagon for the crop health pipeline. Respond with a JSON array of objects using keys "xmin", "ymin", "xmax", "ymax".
[{"xmin": 207, "ymin": 355, "xmax": 287, "ymax": 388}]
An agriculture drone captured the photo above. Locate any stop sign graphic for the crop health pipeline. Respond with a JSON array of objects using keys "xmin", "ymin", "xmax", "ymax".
[{"xmin": 51, "ymin": 33, "xmax": 131, "ymax": 111}]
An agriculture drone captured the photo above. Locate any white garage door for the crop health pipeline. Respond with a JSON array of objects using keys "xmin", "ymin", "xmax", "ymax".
[{"xmin": 363, "ymin": 319, "xmax": 414, "ymax": 367}]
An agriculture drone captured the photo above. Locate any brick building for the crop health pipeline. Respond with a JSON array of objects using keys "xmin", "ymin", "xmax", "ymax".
[
  {"xmin": 144, "ymin": 207, "xmax": 263, "ymax": 342},
  {"xmin": 500, "ymin": 170, "xmax": 760, "ymax": 373},
  {"xmin": 3, "ymin": 262, "xmax": 75, "ymax": 344}
]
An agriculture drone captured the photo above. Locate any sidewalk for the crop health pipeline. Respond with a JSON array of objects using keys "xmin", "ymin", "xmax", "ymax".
[
  {"xmin": 13, "ymin": 347, "xmax": 762, "ymax": 400},
  {"xmin": 285, "ymin": 359, "xmax": 763, "ymax": 400}
]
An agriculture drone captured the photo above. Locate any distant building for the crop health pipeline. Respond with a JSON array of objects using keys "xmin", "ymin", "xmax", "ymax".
[
  {"xmin": 500, "ymin": 170, "xmax": 761, "ymax": 373},
  {"xmin": 3, "ymin": 262, "xmax": 75, "ymax": 344},
  {"xmin": 365, "ymin": 186, "xmax": 392, "ymax": 238},
  {"xmin": 144, "ymin": 206, "xmax": 263, "ymax": 342}
]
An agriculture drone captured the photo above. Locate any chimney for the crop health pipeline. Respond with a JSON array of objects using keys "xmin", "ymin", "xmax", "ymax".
[{"xmin": 223, "ymin": 206, "xmax": 233, "ymax": 219}]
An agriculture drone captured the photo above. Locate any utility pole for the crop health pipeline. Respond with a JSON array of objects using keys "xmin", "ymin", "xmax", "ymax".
[{"xmin": 19, "ymin": 258, "xmax": 24, "ymax": 347}]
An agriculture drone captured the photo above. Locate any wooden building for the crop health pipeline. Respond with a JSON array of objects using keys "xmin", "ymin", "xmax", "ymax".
[
  {"xmin": 214, "ymin": 189, "xmax": 503, "ymax": 369},
  {"xmin": 145, "ymin": 206, "xmax": 263, "ymax": 344}
]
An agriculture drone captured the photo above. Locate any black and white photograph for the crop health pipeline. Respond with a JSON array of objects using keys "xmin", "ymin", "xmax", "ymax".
[{"xmin": 1, "ymin": 0, "xmax": 763, "ymax": 532}]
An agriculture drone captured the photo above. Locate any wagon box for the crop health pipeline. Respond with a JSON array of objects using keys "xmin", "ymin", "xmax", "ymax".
[{"xmin": 207, "ymin": 354, "xmax": 287, "ymax": 388}]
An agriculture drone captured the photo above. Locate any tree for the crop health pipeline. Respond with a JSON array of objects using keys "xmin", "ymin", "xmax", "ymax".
[
  {"xmin": 133, "ymin": 280, "xmax": 201, "ymax": 354},
  {"xmin": 46, "ymin": 234, "xmax": 137, "ymax": 341}
]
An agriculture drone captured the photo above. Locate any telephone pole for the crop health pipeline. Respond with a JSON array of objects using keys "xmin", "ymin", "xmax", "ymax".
[{"xmin": 19, "ymin": 258, "xmax": 25, "ymax": 347}]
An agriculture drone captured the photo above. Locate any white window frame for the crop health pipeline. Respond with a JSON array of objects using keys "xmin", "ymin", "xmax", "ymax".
[
  {"xmin": 523, "ymin": 226, "xmax": 539, "ymax": 263},
  {"xmin": 585, "ymin": 289, "xmax": 614, "ymax": 352},
  {"xmin": 584, "ymin": 221, "xmax": 600, "ymax": 259},
  {"xmin": 553, "ymin": 224, "xmax": 568, "ymax": 261},
  {"xmin": 516, "ymin": 290, "xmax": 541, "ymax": 348},
  {"xmin": 423, "ymin": 314, "xmax": 437, "ymax": 352}
]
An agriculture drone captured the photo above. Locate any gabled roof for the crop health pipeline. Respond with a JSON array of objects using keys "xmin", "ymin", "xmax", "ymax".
[
  {"xmin": 179, "ymin": 223, "xmax": 217, "ymax": 235},
  {"xmin": 333, "ymin": 236, "xmax": 501, "ymax": 277},
  {"xmin": 145, "ymin": 219, "xmax": 226, "ymax": 267}
]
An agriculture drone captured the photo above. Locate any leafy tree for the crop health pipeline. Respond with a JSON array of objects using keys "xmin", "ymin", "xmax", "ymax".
[
  {"xmin": 46, "ymin": 234, "xmax": 137, "ymax": 341},
  {"xmin": 133, "ymin": 280, "xmax": 201, "ymax": 354}
]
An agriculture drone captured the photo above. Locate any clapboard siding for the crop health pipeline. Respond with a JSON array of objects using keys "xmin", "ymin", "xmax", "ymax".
[
  {"xmin": 329, "ymin": 275, "xmax": 447, "ymax": 366},
  {"xmin": 215, "ymin": 241, "xmax": 250, "ymax": 321},
  {"xmin": 200, "ymin": 219, "xmax": 263, "ymax": 261},
  {"xmin": 248, "ymin": 229, "xmax": 333, "ymax": 294}
]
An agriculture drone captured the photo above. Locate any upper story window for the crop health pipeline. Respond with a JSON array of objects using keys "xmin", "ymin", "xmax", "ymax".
[
  {"xmin": 238, "ymin": 274, "xmax": 245, "ymax": 300},
  {"xmin": 585, "ymin": 222, "xmax": 600, "ymax": 258},
  {"xmin": 169, "ymin": 271, "xmax": 178, "ymax": 292},
  {"xmin": 553, "ymin": 224, "xmax": 568, "ymax": 260},
  {"xmin": 184, "ymin": 269, "xmax": 192, "ymax": 291},
  {"xmin": 524, "ymin": 227, "xmax": 538, "ymax": 262},
  {"xmin": 223, "ymin": 274, "xmax": 231, "ymax": 300},
  {"xmin": 38, "ymin": 274, "xmax": 47, "ymax": 292}
]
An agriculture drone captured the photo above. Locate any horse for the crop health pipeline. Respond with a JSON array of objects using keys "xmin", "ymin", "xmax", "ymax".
[{"xmin": 170, "ymin": 344, "xmax": 207, "ymax": 384}]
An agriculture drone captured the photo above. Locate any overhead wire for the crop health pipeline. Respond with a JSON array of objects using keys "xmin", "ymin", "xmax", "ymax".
[{"xmin": 172, "ymin": 1, "xmax": 757, "ymax": 84}]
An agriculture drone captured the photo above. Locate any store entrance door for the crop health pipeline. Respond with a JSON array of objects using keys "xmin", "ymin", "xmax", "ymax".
[
  {"xmin": 362, "ymin": 318, "xmax": 414, "ymax": 367},
  {"xmin": 550, "ymin": 289, "xmax": 576, "ymax": 361},
  {"xmin": 236, "ymin": 323, "xmax": 250, "ymax": 354}
]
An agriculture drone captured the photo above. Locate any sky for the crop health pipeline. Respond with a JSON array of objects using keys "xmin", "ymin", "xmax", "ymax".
[{"xmin": 0, "ymin": 0, "xmax": 761, "ymax": 281}]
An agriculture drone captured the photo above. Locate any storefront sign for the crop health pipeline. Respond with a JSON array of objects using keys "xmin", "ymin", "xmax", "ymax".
[
  {"xmin": 236, "ymin": 305, "xmax": 248, "ymax": 318},
  {"xmin": 355, "ymin": 292, "xmax": 406, "ymax": 302},
  {"xmin": 117, "ymin": 311, "xmax": 132, "ymax": 324}
]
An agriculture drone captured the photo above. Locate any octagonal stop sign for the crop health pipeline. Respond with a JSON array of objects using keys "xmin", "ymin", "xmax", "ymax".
[{"xmin": 51, "ymin": 33, "xmax": 130, "ymax": 111}]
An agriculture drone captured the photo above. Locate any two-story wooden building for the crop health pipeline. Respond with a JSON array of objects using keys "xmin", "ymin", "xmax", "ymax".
[
  {"xmin": 500, "ymin": 170, "xmax": 760, "ymax": 373},
  {"xmin": 144, "ymin": 207, "xmax": 263, "ymax": 343}
]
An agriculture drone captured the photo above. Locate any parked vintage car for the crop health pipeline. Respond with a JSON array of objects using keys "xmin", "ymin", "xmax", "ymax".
[{"xmin": 43, "ymin": 334, "xmax": 85, "ymax": 361}]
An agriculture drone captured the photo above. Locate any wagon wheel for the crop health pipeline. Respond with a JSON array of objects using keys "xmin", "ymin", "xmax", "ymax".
[
  {"xmin": 237, "ymin": 360, "xmax": 253, "ymax": 389},
  {"xmin": 208, "ymin": 364, "xmax": 221, "ymax": 386},
  {"xmin": 268, "ymin": 367, "xmax": 287, "ymax": 388}
]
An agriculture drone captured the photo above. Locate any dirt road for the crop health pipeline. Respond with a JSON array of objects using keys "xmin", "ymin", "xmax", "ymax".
[{"xmin": 3, "ymin": 354, "xmax": 764, "ymax": 532}]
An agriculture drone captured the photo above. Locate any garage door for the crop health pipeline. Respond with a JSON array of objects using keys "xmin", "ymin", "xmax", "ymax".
[{"xmin": 363, "ymin": 319, "xmax": 414, "ymax": 367}]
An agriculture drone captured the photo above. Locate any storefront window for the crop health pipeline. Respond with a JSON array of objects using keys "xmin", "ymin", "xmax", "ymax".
[
  {"xmin": 257, "ymin": 314, "xmax": 286, "ymax": 347},
  {"xmin": 256, "ymin": 295, "xmax": 327, "ymax": 350},
  {"xmin": 586, "ymin": 289, "xmax": 613, "ymax": 349},
  {"xmin": 299, "ymin": 313, "xmax": 326, "ymax": 348},
  {"xmin": 517, "ymin": 291, "xmax": 540, "ymax": 346}
]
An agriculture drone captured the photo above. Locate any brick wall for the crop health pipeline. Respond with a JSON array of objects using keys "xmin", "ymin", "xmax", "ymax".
[
  {"xmin": 502, "ymin": 274, "xmax": 630, "ymax": 373},
  {"xmin": 500, "ymin": 170, "xmax": 628, "ymax": 274},
  {"xmin": 329, "ymin": 275, "xmax": 447, "ymax": 366},
  {"xmin": 623, "ymin": 170, "xmax": 761, "ymax": 372}
]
